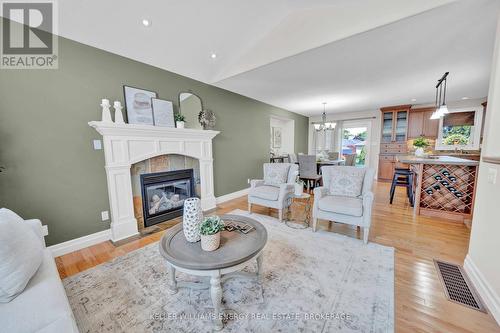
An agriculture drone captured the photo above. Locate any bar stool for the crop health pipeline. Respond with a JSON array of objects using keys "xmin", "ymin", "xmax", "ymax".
[{"xmin": 389, "ymin": 168, "xmax": 414, "ymax": 206}]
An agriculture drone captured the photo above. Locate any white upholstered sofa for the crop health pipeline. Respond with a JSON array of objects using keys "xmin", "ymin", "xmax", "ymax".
[
  {"xmin": 0, "ymin": 214, "xmax": 79, "ymax": 333},
  {"xmin": 248, "ymin": 163, "xmax": 299, "ymax": 221},
  {"xmin": 312, "ymin": 166, "xmax": 375, "ymax": 244}
]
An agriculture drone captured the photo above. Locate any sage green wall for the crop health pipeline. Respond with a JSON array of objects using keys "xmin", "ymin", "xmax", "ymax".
[{"xmin": 0, "ymin": 32, "xmax": 308, "ymax": 245}]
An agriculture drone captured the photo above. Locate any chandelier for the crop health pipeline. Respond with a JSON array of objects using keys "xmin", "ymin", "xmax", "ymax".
[
  {"xmin": 430, "ymin": 72, "xmax": 450, "ymax": 119},
  {"xmin": 314, "ymin": 102, "xmax": 336, "ymax": 131}
]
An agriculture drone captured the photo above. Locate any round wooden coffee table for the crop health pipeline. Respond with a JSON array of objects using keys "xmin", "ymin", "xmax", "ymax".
[{"xmin": 159, "ymin": 214, "xmax": 267, "ymax": 331}]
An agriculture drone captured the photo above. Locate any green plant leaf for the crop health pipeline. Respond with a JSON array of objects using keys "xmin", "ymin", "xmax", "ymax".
[{"xmin": 199, "ymin": 216, "xmax": 224, "ymax": 235}]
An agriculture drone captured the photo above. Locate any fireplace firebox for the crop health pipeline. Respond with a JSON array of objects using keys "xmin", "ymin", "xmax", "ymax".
[{"xmin": 140, "ymin": 169, "xmax": 196, "ymax": 227}]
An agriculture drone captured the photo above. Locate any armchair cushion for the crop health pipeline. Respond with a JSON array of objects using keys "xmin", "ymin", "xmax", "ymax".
[
  {"xmin": 318, "ymin": 195, "xmax": 363, "ymax": 217},
  {"xmin": 328, "ymin": 167, "xmax": 366, "ymax": 198},
  {"xmin": 263, "ymin": 163, "xmax": 290, "ymax": 187},
  {"xmin": 249, "ymin": 185, "xmax": 280, "ymax": 201}
]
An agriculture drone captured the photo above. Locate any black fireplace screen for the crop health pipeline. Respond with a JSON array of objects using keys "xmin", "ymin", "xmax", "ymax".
[{"xmin": 140, "ymin": 169, "xmax": 195, "ymax": 227}]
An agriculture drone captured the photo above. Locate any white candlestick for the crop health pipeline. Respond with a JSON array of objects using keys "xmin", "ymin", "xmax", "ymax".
[
  {"xmin": 100, "ymin": 99, "xmax": 113, "ymax": 123},
  {"xmin": 113, "ymin": 101, "xmax": 125, "ymax": 124}
]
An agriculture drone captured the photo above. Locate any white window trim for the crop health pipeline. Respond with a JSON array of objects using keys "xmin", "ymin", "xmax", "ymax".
[
  {"xmin": 342, "ymin": 120, "xmax": 372, "ymax": 168},
  {"xmin": 435, "ymin": 106, "xmax": 483, "ymax": 151}
]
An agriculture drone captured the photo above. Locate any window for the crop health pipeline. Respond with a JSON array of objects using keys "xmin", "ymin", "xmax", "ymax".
[
  {"xmin": 436, "ymin": 107, "xmax": 483, "ymax": 150},
  {"xmin": 313, "ymin": 129, "xmax": 335, "ymax": 153}
]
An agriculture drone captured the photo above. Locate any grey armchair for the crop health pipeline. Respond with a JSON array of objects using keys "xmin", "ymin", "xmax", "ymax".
[
  {"xmin": 312, "ymin": 166, "xmax": 375, "ymax": 244},
  {"xmin": 248, "ymin": 163, "xmax": 299, "ymax": 222}
]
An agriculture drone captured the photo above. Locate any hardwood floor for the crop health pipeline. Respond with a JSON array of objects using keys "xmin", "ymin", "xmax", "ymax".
[{"xmin": 55, "ymin": 181, "xmax": 500, "ymax": 332}]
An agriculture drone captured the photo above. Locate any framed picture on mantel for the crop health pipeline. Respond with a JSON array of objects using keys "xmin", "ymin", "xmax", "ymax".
[
  {"xmin": 152, "ymin": 98, "xmax": 175, "ymax": 127},
  {"xmin": 123, "ymin": 85, "xmax": 157, "ymax": 125}
]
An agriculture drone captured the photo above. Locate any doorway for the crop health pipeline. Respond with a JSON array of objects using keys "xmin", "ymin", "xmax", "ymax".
[
  {"xmin": 270, "ymin": 116, "xmax": 295, "ymax": 156},
  {"xmin": 341, "ymin": 121, "xmax": 371, "ymax": 167}
]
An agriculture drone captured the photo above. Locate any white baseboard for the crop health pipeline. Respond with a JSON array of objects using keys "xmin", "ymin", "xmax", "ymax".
[
  {"xmin": 48, "ymin": 229, "xmax": 111, "ymax": 257},
  {"xmin": 464, "ymin": 254, "xmax": 500, "ymax": 324},
  {"xmin": 216, "ymin": 188, "xmax": 249, "ymax": 204},
  {"xmin": 48, "ymin": 190, "xmax": 249, "ymax": 258}
]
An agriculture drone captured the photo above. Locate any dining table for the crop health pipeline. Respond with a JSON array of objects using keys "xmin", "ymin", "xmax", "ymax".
[
  {"xmin": 270, "ymin": 155, "xmax": 289, "ymax": 163},
  {"xmin": 317, "ymin": 159, "xmax": 345, "ymax": 173}
]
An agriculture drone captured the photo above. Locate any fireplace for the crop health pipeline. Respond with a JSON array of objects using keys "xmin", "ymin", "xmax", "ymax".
[
  {"xmin": 140, "ymin": 169, "xmax": 196, "ymax": 227},
  {"xmin": 89, "ymin": 121, "xmax": 218, "ymax": 242}
]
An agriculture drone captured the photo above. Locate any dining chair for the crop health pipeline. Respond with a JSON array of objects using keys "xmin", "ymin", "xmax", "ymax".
[
  {"xmin": 327, "ymin": 152, "xmax": 339, "ymax": 160},
  {"xmin": 344, "ymin": 154, "xmax": 357, "ymax": 166},
  {"xmin": 298, "ymin": 154, "xmax": 322, "ymax": 192}
]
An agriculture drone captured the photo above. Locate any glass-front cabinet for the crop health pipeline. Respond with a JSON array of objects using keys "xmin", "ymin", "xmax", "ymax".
[
  {"xmin": 382, "ymin": 112, "xmax": 394, "ymax": 142},
  {"xmin": 395, "ymin": 111, "xmax": 408, "ymax": 141},
  {"xmin": 380, "ymin": 105, "xmax": 410, "ymax": 142}
]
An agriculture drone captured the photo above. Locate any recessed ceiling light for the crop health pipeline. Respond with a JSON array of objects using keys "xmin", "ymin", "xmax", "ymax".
[
  {"xmin": 411, "ymin": 98, "xmax": 417, "ymax": 102},
  {"xmin": 462, "ymin": 96, "xmax": 470, "ymax": 100},
  {"xmin": 210, "ymin": 53, "xmax": 217, "ymax": 59},
  {"xmin": 142, "ymin": 19, "xmax": 151, "ymax": 27}
]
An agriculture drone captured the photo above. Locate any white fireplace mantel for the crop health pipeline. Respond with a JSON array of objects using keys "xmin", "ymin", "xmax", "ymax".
[{"xmin": 89, "ymin": 121, "xmax": 220, "ymax": 242}]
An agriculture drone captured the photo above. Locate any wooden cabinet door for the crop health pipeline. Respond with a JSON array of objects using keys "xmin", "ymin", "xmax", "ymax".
[
  {"xmin": 381, "ymin": 111, "xmax": 394, "ymax": 142},
  {"xmin": 378, "ymin": 157, "xmax": 395, "ymax": 181},
  {"xmin": 394, "ymin": 111, "xmax": 408, "ymax": 142},
  {"xmin": 422, "ymin": 110, "xmax": 439, "ymax": 138},
  {"xmin": 407, "ymin": 111, "xmax": 424, "ymax": 138}
]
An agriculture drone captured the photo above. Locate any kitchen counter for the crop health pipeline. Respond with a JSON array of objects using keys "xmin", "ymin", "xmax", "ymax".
[
  {"xmin": 396, "ymin": 155, "xmax": 478, "ymax": 224},
  {"xmin": 397, "ymin": 155, "xmax": 479, "ymax": 166}
]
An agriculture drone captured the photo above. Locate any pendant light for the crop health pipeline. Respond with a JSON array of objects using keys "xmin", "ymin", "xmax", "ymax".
[
  {"xmin": 314, "ymin": 102, "xmax": 336, "ymax": 131},
  {"xmin": 430, "ymin": 82, "xmax": 442, "ymax": 119},
  {"xmin": 430, "ymin": 72, "xmax": 449, "ymax": 119}
]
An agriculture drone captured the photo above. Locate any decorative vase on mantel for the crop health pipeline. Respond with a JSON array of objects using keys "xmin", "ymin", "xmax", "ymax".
[
  {"xmin": 113, "ymin": 101, "xmax": 125, "ymax": 124},
  {"xmin": 175, "ymin": 113, "xmax": 186, "ymax": 129},
  {"xmin": 198, "ymin": 109, "xmax": 216, "ymax": 130},
  {"xmin": 100, "ymin": 99, "xmax": 113, "ymax": 123},
  {"xmin": 182, "ymin": 197, "xmax": 203, "ymax": 242}
]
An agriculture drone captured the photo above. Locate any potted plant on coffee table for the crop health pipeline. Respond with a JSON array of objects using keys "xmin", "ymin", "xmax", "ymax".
[
  {"xmin": 175, "ymin": 113, "xmax": 186, "ymax": 129},
  {"xmin": 199, "ymin": 216, "xmax": 224, "ymax": 251},
  {"xmin": 413, "ymin": 137, "xmax": 430, "ymax": 157}
]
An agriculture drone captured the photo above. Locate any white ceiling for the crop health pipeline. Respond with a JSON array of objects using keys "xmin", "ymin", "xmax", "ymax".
[{"xmin": 53, "ymin": 0, "xmax": 500, "ymax": 116}]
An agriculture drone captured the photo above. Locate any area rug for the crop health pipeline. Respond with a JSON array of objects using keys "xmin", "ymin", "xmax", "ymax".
[{"xmin": 63, "ymin": 210, "xmax": 394, "ymax": 332}]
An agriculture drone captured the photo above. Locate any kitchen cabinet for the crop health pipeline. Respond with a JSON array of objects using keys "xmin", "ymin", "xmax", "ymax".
[
  {"xmin": 378, "ymin": 105, "xmax": 411, "ymax": 181},
  {"xmin": 407, "ymin": 107, "xmax": 439, "ymax": 139},
  {"xmin": 380, "ymin": 105, "xmax": 411, "ymax": 142},
  {"xmin": 378, "ymin": 155, "xmax": 395, "ymax": 181},
  {"xmin": 422, "ymin": 111, "xmax": 439, "ymax": 138},
  {"xmin": 408, "ymin": 111, "xmax": 424, "ymax": 138}
]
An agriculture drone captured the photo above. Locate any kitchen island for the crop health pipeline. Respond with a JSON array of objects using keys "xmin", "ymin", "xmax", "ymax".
[{"xmin": 396, "ymin": 155, "xmax": 479, "ymax": 223}]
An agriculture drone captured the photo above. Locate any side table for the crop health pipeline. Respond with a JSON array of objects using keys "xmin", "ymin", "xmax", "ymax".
[{"xmin": 285, "ymin": 192, "xmax": 312, "ymax": 229}]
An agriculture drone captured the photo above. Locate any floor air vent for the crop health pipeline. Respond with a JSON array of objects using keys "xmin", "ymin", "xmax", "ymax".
[{"xmin": 434, "ymin": 260, "xmax": 486, "ymax": 312}]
